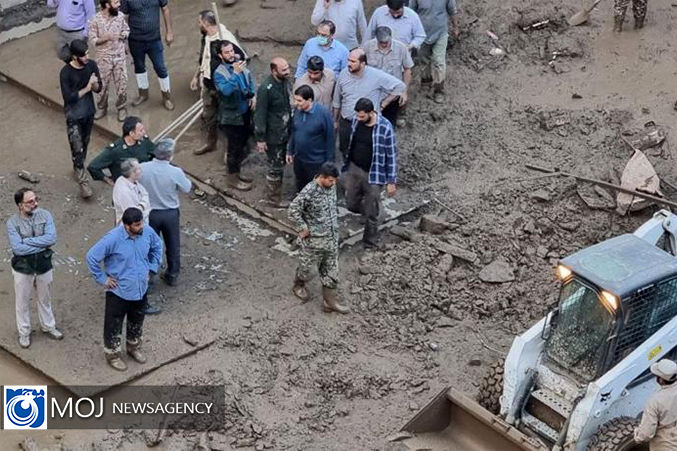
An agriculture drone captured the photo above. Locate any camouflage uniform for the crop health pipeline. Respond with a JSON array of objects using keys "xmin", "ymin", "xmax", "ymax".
[
  {"xmin": 288, "ymin": 180, "xmax": 339, "ymax": 289},
  {"xmin": 88, "ymin": 12, "xmax": 130, "ymax": 112},
  {"xmin": 614, "ymin": 0, "xmax": 648, "ymax": 22}
]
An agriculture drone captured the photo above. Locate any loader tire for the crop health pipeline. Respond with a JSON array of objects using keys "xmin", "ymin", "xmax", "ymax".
[
  {"xmin": 585, "ymin": 416, "xmax": 648, "ymax": 451},
  {"xmin": 477, "ymin": 358, "xmax": 504, "ymax": 415}
]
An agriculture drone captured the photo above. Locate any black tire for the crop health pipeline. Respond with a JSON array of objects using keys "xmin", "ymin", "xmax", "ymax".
[
  {"xmin": 477, "ymin": 358, "xmax": 505, "ymax": 414},
  {"xmin": 585, "ymin": 416, "xmax": 649, "ymax": 451}
]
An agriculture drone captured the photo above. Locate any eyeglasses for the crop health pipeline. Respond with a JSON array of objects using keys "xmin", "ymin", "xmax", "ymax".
[{"xmin": 23, "ymin": 197, "xmax": 38, "ymax": 205}]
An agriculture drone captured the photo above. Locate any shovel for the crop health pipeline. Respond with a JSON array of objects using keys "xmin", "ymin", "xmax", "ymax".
[{"xmin": 568, "ymin": 0, "xmax": 602, "ymax": 26}]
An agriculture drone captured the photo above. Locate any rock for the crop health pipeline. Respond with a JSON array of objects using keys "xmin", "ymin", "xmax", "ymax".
[
  {"xmin": 432, "ymin": 240, "xmax": 478, "ymax": 263},
  {"xmin": 536, "ymin": 246, "xmax": 549, "ymax": 258},
  {"xmin": 387, "ymin": 431, "xmax": 414, "ymax": 442},
  {"xmin": 358, "ymin": 264, "xmax": 377, "ymax": 275},
  {"xmin": 436, "ymin": 316, "xmax": 456, "ymax": 328},
  {"xmin": 408, "ymin": 402, "xmax": 420, "ymax": 411},
  {"xmin": 468, "ymin": 359, "xmax": 482, "ymax": 367},
  {"xmin": 19, "ymin": 438, "xmax": 38, "ymax": 451},
  {"xmin": 390, "ymin": 225, "xmax": 422, "ymax": 242},
  {"xmin": 531, "ymin": 189, "xmax": 551, "ymax": 202},
  {"xmin": 559, "ymin": 220, "xmax": 580, "ymax": 232},
  {"xmin": 478, "ymin": 260, "xmax": 515, "ymax": 283},
  {"xmin": 183, "ymin": 334, "xmax": 199, "ymax": 347},
  {"xmin": 419, "ymin": 215, "xmax": 452, "ymax": 234},
  {"xmin": 428, "ymin": 342, "xmax": 439, "ymax": 351}
]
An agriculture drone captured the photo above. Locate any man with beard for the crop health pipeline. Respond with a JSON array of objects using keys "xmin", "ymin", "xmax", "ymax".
[
  {"xmin": 342, "ymin": 98, "xmax": 398, "ymax": 249},
  {"xmin": 86, "ymin": 207, "xmax": 163, "ymax": 371},
  {"xmin": 213, "ymin": 40, "xmax": 257, "ymax": 191},
  {"xmin": 254, "ymin": 57, "xmax": 293, "ymax": 207},
  {"xmin": 191, "ymin": 10, "xmax": 245, "ymax": 156},
  {"xmin": 293, "ymin": 56, "xmax": 336, "ymax": 110},
  {"xmin": 59, "ymin": 39, "xmax": 101, "ymax": 199},
  {"xmin": 89, "ymin": 0, "xmax": 130, "ymax": 122},
  {"xmin": 6, "ymin": 189, "xmax": 64, "ymax": 349},
  {"xmin": 332, "ymin": 48, "xmax": 405, "ymax": 158},
  {"xmin": 295, "ymin": 21, "xmax": 349, "ymax": 79}
]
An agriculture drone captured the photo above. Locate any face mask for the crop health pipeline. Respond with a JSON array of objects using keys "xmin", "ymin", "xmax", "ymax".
[{"xmin": 317, "ymin": 35, "xmax": 330, "ymax": 46}]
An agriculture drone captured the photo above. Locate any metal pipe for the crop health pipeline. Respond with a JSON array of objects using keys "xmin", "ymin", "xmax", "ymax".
[
  {"xmin": 154, "ymin": 99, "xmax": 203, "ymax": 141},
  {"xmin": 174, "ymin": 107, "xmax": 204, "ymax": 142}
]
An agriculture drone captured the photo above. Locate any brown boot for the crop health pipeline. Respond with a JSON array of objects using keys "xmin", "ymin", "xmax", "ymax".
[
  {"xmin": 226, "ymin": 173, "xmax": 252, "ymax": 191},
  {"xmin": 433, "ymin": 83, "xmax": 445, "ymax": 104},
  {"xmin": 94, "ymin": 107, "xmax": 107, "ymax": 120},
  {"xmin": 126, "ymin": 340, "xmax": 147, "ymax": 364},
  {"xmin": 132, "ymin": 88, "xmax": 149, "ymax": 107},
  {"xmin": 613, "ymin": 15, "xmax": 624, "ymax": 32},
  {"xmin": 194, "ymin": 126, "xmax": 218, "ymax": 155},
  {"xmin": 75, "ymin": 168, "xmax": 93, "ymax": 199},
  {"xmin": 105, "ymin": 352, "xmax": 128, "ymax": 371},
  {"xmin": 266, "ymin": 180, "xmax": 290, "ymax": 208},
  {"xmin": 161, "ymin": 91, "xmax": 175, "ymax": 111},
  {"xmin": 321, "ymin": 287, "xmax": 350, "ymax": 314},
  {"xmin": 292, "ymin": 278, "xmax": 309, "ymax": 302}
]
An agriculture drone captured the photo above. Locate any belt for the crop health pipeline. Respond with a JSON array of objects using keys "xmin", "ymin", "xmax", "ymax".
[{"xmin": 59, "ymin": 27, "xmax": 85, "ymax": 33}]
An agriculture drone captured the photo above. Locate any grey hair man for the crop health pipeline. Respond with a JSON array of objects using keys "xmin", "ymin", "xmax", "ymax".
[
  {"xmin": 112, "ymin": 158, "xmax": 150, "ymax": 225},
  {"xmin": 6, "ymin": 188, "xmax": 64, "ymax": 348},
  {"xmin": 140, "ymin": 138, "xmax": 192, "ymax": 286}
]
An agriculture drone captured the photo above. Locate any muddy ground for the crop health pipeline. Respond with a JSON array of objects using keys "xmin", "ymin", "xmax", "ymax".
[{"xmin": 2, "ymin": 0, "xmax": 677, "ymax": 449}]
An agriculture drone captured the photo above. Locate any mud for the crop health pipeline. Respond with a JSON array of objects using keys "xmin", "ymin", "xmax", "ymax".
[{"xmin": 2, "ymin": 0, "xmax": 677, "ymax": 449}]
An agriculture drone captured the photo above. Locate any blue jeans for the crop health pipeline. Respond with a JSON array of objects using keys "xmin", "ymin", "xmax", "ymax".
[{"xmin": 128, "ymin": 39, "xmax": 168, "ymax": 78}]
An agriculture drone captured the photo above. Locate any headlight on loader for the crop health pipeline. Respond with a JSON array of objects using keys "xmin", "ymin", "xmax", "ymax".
[
  {"xmin": 556, "ymin": 264, "xmax": 572, "ymax": 280},
  {"xmin": 600, "ymin": 290, "xmax": 619, "ymax": 312}
]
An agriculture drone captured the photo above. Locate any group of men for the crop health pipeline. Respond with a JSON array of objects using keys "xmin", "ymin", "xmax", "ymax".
[{"xmin": 21, "ymin": 0, "xmax": 463, "ymax": 369}]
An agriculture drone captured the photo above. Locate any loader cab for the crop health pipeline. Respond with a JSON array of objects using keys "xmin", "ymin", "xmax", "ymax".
[{"xmin": 544, "ymin": 234, "xmax": 677, "ymax": 383}]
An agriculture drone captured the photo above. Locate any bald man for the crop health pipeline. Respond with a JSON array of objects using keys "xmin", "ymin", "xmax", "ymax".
[{"xmin": 254, "ymin": 57, "xmax": 293, "ymax": 208}]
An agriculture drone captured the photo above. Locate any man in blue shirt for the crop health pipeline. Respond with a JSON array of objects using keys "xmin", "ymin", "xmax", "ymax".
[
  {"xmin": 287, "ymin": 85, "xmax": 335, "ymax": 192},
  {"xmin": 295, "ymin": 21, "xmax": 349, "ymax": 79},
  {"xmin": 140, "ymin": 138, "xmax": 192, "ymax": 286},
  {"xmin": 86, "ymin": 207, "xmax": 163, "ymax": 371},
  {"xmin": 6, "ymin": 188, "xmax": 64, "ymax": 349}
]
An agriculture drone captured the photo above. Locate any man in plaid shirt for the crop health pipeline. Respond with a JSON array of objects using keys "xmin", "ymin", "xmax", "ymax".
[{"xmin": 342, "ymin": 97, "xmax": 398, "ymax": 249}]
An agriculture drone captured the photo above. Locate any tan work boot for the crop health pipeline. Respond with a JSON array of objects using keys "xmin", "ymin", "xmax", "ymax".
[
  {"xmin": 321, "ymin": 287, "xmax": 350, "ymax": 314},
  {"xmin": 105, "ymin": 352, "xmax": 128, "ymax": 371},
  {"xmin": 194, "ymin": 126, "xmax": 218, "ymax": 155},
  {"xmin": 226, "ymin": 173, "xmax": 252, "ymax": 191},
  {"xmin": 94, "ymin": 107, "xmax": 107, "ymax": 120},
  {"xmin": 75, "ymin": 168, "xmax": 93, "ymax": 199},
  {"xmin": 132, "ymin": 88, "xmax": 149, "ymax": 107},
  {"xmin": 126, "ymin": 340, "xmax": 147, "ymax": 364},
  {"xmin": 266, "ymin": 179, "xmax": 290, "ymax": 208},
  {"xmin": 161, "ymin": 91, "xmax": 175, "ymax": 111},
  {"xmin": 292, "ymin": 278, "xmax": 309, "ymax": 302}
]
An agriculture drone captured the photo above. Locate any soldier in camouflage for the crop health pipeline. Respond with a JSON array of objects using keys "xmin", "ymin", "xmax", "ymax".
[
  {"xmin": 89, "ymin": 0, "xmax": 130, "ymax": 122},
  {"xmin": 288, "ymin": 163, "xmax": 349, "ymax": 314},
  {"xmin": 613, "ymin": 0, "xmax": 648, "ymax": 31}
]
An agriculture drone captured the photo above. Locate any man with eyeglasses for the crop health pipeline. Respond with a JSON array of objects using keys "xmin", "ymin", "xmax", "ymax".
[
  {"xmin": 6, "ymin": 189, "xmax": 64, "ymax": 349},
  {"xmin": 295, "ymin": 21, "xmax": 349, "ymax": 79}
]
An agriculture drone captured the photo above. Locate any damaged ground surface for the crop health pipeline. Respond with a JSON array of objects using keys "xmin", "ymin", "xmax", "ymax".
[{"xmin": 3, "ymin": 0, "xmax": 677, "ymax": 449}]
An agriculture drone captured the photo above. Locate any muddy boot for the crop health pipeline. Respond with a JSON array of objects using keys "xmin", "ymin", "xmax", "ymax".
[
  {"xmin": 75, "ymin": 168, "xmax": 93, "ymax": 199},
  {"xmin": 105, "ymin": 352, "xmax": 128, "ymax": 371},
  {"xmin": 292, "ymin": 278, "xmax": 310, "ymax": 302},
  {"xmin": 117, "ymin": 107, "xmax": 128, "ymax": 122},
  {"xmin": 161, "ymin": 91, "xmax": 175, "ymax": 111},
  {"xmin": 238, "ymin": 172, "xmax": 253, "ymax": 183},
  {"xmin": 421, "ymin": 76, "xmax": 433, "ymax": 90},
  {"xmin": 126, "ymin": 340, "xmax": 147, "ymax": 364},
  {"xmin": 194, "ymin": 126, "xmax": 218, "ymax": 155},
  {"xmin": 266, "ymin": 180, "xmax": 290, "ymax": 208},
  {"xmin": 94, "ymin": 107, "xmax": 107, "ymax": 120},
  {"xmin": 223, "ymin": 0, "xmax": 238, "ymax": 6},
  {"xmin": 227, "ymin": 173, "xmax": 252, "ymax": 191},
  {"xmin": 132, "ymin": 88, "xmax": 149, "ymax": 107},
  {"xmin": 433, "ymin": 83, "xmax": 445, "ymax": 104},
  {"xmin": 322, "ymin": 287, "xmax": 350, "ymax": 314},
  {"xmin": 634, "ymin": 16, "xmax": 645, "ymax": 29},
  {"xmin": 613, "ymin": 15, "xmax": 624, "ymax": 32}
]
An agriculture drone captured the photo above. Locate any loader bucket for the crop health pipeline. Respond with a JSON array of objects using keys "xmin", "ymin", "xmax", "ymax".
[{"xmin": 390, "ymin": 387, "xmax": 547, "ymax": 451}]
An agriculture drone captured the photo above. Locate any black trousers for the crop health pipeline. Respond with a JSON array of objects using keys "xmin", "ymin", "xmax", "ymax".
[
  {"xmin": 293, "ymin": 159, "xmax": 323, "ymax": 192},
  {"xmin": 338, "ymin": 117, "xmax": 353, "ymax": 160},
  {"xmin": 103, "ymin": 291, "xmax": 147, "ymax": 353},
  {"xmin": 219, "ymin": 110, "xmax": 252, "ymax": 174},
  {"xmin": 66, "ymin": 116, "xmax": 94, "ymax": 170},
  {"xmin": 149, "ymin": 208, "xmax": 180, "ymax": 280},
  {"xmin": 381, "ymin": 99, "xmax": 400, "ymax": 130}
]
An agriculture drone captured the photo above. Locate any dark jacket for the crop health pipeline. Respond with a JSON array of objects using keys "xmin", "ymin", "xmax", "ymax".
[{"xmin": 254, "ymin": 75, "xmax": 292, "ymax": 145}]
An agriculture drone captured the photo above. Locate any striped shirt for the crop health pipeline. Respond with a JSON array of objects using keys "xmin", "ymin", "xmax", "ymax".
[{"xmin": 346, "ymin": 114, "xmax": 397, "ymax": 185}]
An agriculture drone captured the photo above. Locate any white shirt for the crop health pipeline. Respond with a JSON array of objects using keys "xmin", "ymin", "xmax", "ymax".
[{"xmin": 112, "ymin": 176, "xmax": 150, "ymax": 225}]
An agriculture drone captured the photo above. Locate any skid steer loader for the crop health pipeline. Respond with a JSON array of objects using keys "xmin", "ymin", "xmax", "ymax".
[{"xmin": 393, "ymin": 209, "xmax": 677, "ymax": 451}]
